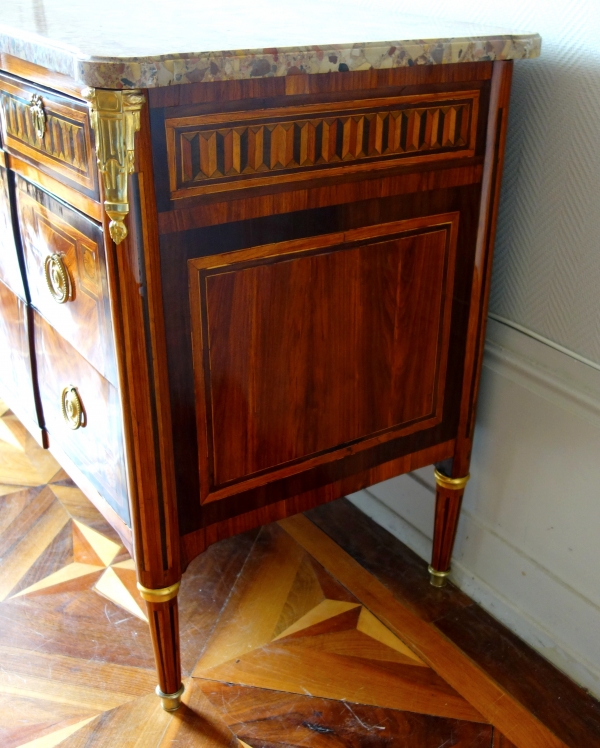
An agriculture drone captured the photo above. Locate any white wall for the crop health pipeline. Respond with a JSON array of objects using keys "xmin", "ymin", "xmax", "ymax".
[
  {"xmin": 350, "ymin": 1, "xmax": 600, "ymax": 698},
  {"xmin": 351, "ymin": 320, "xmax": 600, "ymax": 698}
]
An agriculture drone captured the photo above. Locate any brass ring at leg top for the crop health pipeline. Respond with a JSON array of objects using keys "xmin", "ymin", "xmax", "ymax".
[
  {"xmin": 433, "ymin": 469, "xmax": 470, "ymax": 491},
  {"xmin": 136, "ymin": 581, "xmax": 180, "ymax": 603},
  {"xmin": 156, "ymin": 683, "xmax": 184, "ymax": 712}
]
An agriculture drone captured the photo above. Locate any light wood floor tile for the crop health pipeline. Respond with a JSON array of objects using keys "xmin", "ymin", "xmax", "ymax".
[{"xmin": 1, "ymin": 401, "xmax": 592, "ymax": 747}]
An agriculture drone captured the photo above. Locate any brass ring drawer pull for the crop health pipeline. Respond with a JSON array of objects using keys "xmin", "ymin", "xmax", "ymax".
[
  {"xmin": 61, "ymin": 385, "xmax": 83, "ymax": 430},
  {"xmin": 29, "ymin": 94, "xmax": 46, "ymax": 140},
  {"xmin": 44, "ymin": 253, "xmax": 71, "ymax": 304}
]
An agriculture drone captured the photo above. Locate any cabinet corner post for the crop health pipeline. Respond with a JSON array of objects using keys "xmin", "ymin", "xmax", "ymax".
[{"xmin": 83, "ymin": 87, "xmax": 145, "ymax": 245}]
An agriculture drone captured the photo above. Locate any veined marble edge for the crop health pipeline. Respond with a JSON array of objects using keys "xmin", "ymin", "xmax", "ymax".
[{"xmin": 0, "ymin": 24, "xmax": 541, "ymax": 90}]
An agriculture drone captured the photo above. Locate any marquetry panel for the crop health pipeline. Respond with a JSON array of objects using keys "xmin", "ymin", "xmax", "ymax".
[
  {"xmin": 0, "ymin": 162, "xmax": 26, "ymax": 300},
  {"xmin": 189, "ymin": 213, "xmax": 459, "ymax": 502},
  {"xmin": 33, "ymin": 312, "xmax": 129, "ymax": 524},
  {"xmin": 0, "ymin": 73, "xmax": 98, "ymax": 197},
  {"xmin": 16, "ymin": 177, "xmax": 116, "ymax": 384},
  {"xmin": 167, "ymin": 91, "xmax": 479, "ymax": 198}
]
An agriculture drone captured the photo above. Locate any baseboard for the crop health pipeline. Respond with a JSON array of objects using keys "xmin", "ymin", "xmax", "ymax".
[{"xmin": 348, "ymin": 317, "xmax": 600, "ymax": 700}]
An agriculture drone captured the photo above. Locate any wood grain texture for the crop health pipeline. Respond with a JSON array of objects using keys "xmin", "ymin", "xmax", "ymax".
[
  {"xmin": 181, "ymin": 440, "xmax": 455, "ymax": 566},
  {"xmin": 33, "ymin": 311, "xmax": 129, "ymax": 524},
  {"xmin": 431, "ymin": 481, "xmax": 466, "ymax": 573},
  {"xmin": 453, "ymin": 60, "xmax": 513, "ymax": 477},
  {"xmin": 167, "ymin": 90, "xmax": 479, "ymax": 198},
  {"xmin": 198, "ymin": 681, "xmax": 495, "ymax": 747},
  {"xmin": 0, "ymin": 72, "xmax": 98, "ymax": 198},
  {"xmin": 102, "ymin": 104, "xmax": 181, "ymax": 590},
  {"xmin": 280, "ymin": 514, "xmax": 569, "ymax": 748},
  {"xmin": 16, "ymin": 176, "xmax": 116, "ymax": 384},
  {"xmin": 1, "ymin": 418, "xmax": 597, "ymax": 748},
  {"xmin": 162, "ymin": 181, "xmax": 480, "ymax": 537},
  {"xmin": 0, "ymin": 53, "xmax": 84, "ymax": 100},
  {"xmin": 148, "ymin": 61, "xmax": 493, "ymax": 109},
  {"xmin": 0, "ymin": 161, "xmax": 26, "ymax": 299},
  {"xmin": 0, "ymin": 278, "xmax": 41, "ymax": 438},
  {"xmin": 7, "ymin": 152, "xmax": 103, "ymax": 222},
  {"xmin": 189, "ymin": 214, "xmax": 458, "ymax": 502}
]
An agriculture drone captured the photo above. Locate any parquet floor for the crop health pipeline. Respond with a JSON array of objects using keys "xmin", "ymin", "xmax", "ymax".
[{"xmin": 1, "ymin": 398, "xmax": 600, "ymax": 747}]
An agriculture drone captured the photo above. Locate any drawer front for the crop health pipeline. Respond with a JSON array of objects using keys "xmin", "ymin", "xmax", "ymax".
[
  {"xmin": 0, "ymin": 159, "xmax": 26, "ymax": 299},
  {"xmin": 0, "ymin": 73, "xmax": 98, "ymax": 200},
  {"xmin": 16, "ymin": 176, "xmax": 116, "ymax": 384},
  {"xmin": 189, "ymin": 213, "xmax": 458, "ymax": 503},
  {"xmin": 34, "ymin": 311, "xmax": 129, "ymax": 524},
  {"xmin": 0, "ymin": 278, "xmax": 38, "ymax": 427}
]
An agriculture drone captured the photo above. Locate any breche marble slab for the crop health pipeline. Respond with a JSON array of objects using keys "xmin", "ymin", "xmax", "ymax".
[{"xmin": 0, "ymin": 0, "xmax": 541, "ymax": 89}]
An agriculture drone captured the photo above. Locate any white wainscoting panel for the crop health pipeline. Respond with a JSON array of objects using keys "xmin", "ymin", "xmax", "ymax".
[{"xmin": 349, "ymin": 318, "xmax": 600, "ymax": 698}]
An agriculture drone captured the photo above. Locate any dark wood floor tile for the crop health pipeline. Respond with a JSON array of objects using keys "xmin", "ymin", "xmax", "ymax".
[
  {"xmin": 7, "ymin": 520, "xmax": 73, "ymax": 596},
  {"xmin": 306, "ymin": 498, "xmax": 473, "ymax": 621},
  {"xmin": 0, "ymin": 485, "xmax": 45, "ymax": 535},
  {"xmin": 0, "ymin": 589, "xmax": 155, "ymax": 668},
  {"xmin": 198, "ymin": 680, "xmax": 494, "ymax": 747},
  {"xmin": 0, "ymin": 693, "xmax": 98, "ymax": 748},
  {"xmin": 435, "ymin": 605, "xmax": 600, "ymax": 748},
  {"xmin": 158, "ymin": 678, "xmax": 239, "ymax": 747},
  {"xmin": 59, "ymin": 692, "xmax": 171, "ymax": 748}
]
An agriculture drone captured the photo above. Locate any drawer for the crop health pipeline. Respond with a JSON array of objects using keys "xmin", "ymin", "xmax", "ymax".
[
  {"xmin": 16, "ymin": 176, "xmax": 116, "ymax": 385},
  {"xmin": 0, "ymin": 157, "xmax": 26, "ymax": 300},
  {"xmin": 34, "ymin": 311, "xmax": 129, "ymax": 524},
  {"xmin": 0, "ymin": 277, "xmax": 39, "ymax": 432},
  {"xmin": 0, "ymin": 73, "xmax": 99, "ymax": 200}
]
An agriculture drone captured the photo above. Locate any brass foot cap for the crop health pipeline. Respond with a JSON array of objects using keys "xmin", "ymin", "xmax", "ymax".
[
  {"xmin": 156, "ymin": 683, "xmax": 184, "ymax": 711},
  {"xmin": 428, "ymin": 565, "xmax": 451, "ymax": 588}
]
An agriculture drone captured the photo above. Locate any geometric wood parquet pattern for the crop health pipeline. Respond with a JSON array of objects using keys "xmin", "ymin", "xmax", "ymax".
[{"xmin": 0, "ymin": 397, "xmax": 598, "ymax": 747}]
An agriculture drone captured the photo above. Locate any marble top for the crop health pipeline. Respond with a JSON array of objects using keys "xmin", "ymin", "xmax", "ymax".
[{"xmin": 0, "ymin": 0, "xmax": 541, "ymax": 89}]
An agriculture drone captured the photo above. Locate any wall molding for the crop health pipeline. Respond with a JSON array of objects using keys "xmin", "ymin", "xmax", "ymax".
[{"xmin": 348, "ymin": 317, "xmax": 600, "ymax": 700}]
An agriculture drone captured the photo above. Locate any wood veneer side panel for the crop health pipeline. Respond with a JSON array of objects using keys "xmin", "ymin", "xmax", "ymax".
[
  {"xmin": 181, "ymin": 439, "xmax": 455, "ymax": 567},
  {"xmin": 158, "ymin": 163, "xmax": 483, "ymax": 233},
  {"xmin": 453, "ymin": 60, "xmax": 513, "ymax": 476},
  {"xmin": 102, "ymin": 99, "xmax": 180, "ymax": 587},
  {"xmin": 189, "ymin": 215, "xmax": 459, "ymax": 497}
]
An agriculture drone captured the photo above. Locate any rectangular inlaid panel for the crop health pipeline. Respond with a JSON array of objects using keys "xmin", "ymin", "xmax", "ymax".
[
  {"xmin": 16, "ymin": 176, "xmax": 116, "ymax": 385},
  {"xmin": 33, "ymin": 311, "xmax": 129, "ymax": 524},
  {"xmin": 0, "ymin": 278, "xmax": 38, "ymax": 427},
  {"xmin": 0, "ymin": 73, "xmax": 98, "ymax": 198},
  {"xmin": 189, "ymin": 213, "xmax": 459, "ymax": 502},
  {"xmin": 0, "ymin": 161, "xmax": 26, "ymax": 300},
  {"xmin": 167, "ymin": 91, "xmax": 479, "ymax": 198}
]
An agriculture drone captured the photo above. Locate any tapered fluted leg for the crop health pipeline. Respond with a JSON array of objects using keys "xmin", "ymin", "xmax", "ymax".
[
  {"xmin": 137, "ymin": 582, "xmax": 184, "ymax": 711},
  {"xmin": 429, "ymin": 469, "xmax": 470, "ymax": 587}
]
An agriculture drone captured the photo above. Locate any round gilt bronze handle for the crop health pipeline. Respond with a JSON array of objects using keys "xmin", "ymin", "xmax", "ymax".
[
  {"xmin": 61, "ymin": 385, "xmax": 83, "ymax": 430},
  {"xmin": 44, "ymin": 253, "xmax": 71, "ymax": 304}
]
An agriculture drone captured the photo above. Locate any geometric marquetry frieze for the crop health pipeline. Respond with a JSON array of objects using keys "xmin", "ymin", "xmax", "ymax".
[
  {"xmin": 167, "ymin": 91, "xmax": 479, "ymax": 197},
  {"xmin": 0, "ymin": 83, "xmax": 96, "ymax": 193}
]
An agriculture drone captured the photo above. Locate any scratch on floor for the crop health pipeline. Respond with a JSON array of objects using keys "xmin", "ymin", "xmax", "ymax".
[{"xmin": 343, "ymin": 702, "xmax": 384, "ymax": 731}]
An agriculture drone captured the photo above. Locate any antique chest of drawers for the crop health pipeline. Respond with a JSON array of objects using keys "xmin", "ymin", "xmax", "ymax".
[{"xmin": 0, "ymin": 5, "xmax": 540, "ymax": 712}]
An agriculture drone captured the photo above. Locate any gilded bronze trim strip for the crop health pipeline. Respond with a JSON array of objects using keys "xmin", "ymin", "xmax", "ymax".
[
  {"xmin": 83, "ymin": 88, "xmax": 145, "ymax": 244},
  {"xmin": 136, "ymin": 581, "xmax": 180, "ymax": 603},
  {"xmin": 434, "ymin": 469, "xmax": 470, "ymax": 491}
]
